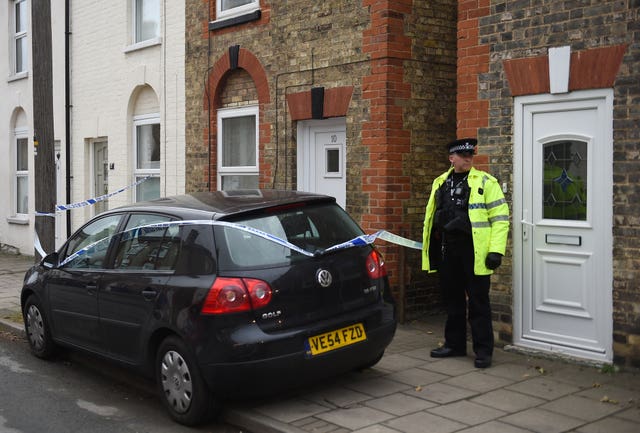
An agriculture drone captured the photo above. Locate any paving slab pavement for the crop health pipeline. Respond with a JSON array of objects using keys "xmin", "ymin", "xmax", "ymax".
[
  {"xmin": 0, "ymin": 252, "xmax": 35, "ymax": 322},
  {"xmin": 0, "ymin": 252, "xmax": 638, "ymax": 433}
]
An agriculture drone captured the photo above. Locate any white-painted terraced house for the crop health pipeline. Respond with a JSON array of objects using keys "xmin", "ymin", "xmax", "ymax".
[
  {"xmin": 69, "ymin": 0, "xmax": 185, "ymax": 229},
  {"xmin": 1, "ymin": 0, "xmax": 67, "ymax": 253},
  {"xmin": 0, "ymin": 0, "xmax": 185, "ymax": 255}
]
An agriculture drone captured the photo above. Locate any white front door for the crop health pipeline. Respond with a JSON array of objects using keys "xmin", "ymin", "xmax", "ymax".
[
  {"xmin": 93, "ymin": 140, "xmax": 109, "ymax": 215},
  {"xmin": 514, "ymin": 89, "xmax": 613, "ymax": 363},
  {"xmin": 54, "ymin": 141, "xmax": 65, "ymax": 249},
  {"xmin": 297, "ymin": 119, "xmax": 346, "ymax": 208}
]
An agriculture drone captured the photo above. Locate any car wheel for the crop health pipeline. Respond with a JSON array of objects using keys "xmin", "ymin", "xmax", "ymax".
[
  {"xmin": 23, "ymin": 295, "xmax": 56, "ymax": 359},
  {"xmin": 156, "ymin": 336, "xmax": 217, "ymax": 426}
]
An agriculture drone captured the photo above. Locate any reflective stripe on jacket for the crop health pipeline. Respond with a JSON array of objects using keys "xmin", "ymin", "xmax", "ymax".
[{"xmin": 422, "ymin": 167, "xmax": 510, "ymax": 275}]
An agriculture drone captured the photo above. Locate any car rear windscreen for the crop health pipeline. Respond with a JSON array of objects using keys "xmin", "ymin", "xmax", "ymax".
[{"xmin": 215, "ymin": 203, "xmax": 364, "ymax": 269}]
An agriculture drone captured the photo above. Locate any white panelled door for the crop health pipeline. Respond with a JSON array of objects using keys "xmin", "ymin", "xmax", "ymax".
[
  {"xmin": 514, "ymin": 90, "xmax": 613, "ymax": 363},
  {"xmin": 93, "ymin": 140, "xmax": 109, "ymax": 215},
  {"xmin": 297, "ymin": 118, "xmax": 346, "ymax": 208},
  {"xmin": 54, "ymin": 141, "xmax": 65, "ymax": 249}
]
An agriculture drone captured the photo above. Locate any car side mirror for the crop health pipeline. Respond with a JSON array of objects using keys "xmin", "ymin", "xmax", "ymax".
[{"xmin": 42, "ymin": 252, "xmax": 59, "ymax": 269}]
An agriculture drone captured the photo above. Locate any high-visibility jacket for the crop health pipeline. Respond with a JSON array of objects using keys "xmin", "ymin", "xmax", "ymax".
[{"xmin": 422, "ymin": 167, "xmax": 510, "ymax": 275}]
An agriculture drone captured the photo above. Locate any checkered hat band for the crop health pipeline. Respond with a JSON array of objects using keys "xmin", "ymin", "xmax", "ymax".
[{"xmin": 449, "ymin": 143, "xmax": 476, "ymax": 153}]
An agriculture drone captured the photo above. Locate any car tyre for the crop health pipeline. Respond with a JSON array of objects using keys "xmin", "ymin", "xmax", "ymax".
[
  {"xmin": 156, "ymin": 336, "xmax": 218, "ymax": 426},
  {"xmin": 23, "ymin": 294, "xmax": 56, "ymax": 359}
]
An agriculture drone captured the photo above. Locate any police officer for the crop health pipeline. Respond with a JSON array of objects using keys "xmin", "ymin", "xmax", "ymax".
[{"xmin": 422, "ymin": 138, "xmax": 509, "ymax": 368}]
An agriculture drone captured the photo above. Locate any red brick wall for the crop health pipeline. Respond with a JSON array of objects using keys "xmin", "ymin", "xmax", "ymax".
[
  {"xmin": 457, "ymin": 0, "xmax": 490, "ymax": 172},
  {"xmin": 360, "ymin": 0, "xmax": 413, "ymax": 276},
  {"xmin": 185, "ymin": 0, "xmax": 458, "ymax": 320}
]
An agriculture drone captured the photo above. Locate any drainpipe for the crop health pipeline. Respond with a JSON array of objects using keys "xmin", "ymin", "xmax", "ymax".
[{"xmin": 64, "ymin": 0, "xmax": 71, "ymax": 237}]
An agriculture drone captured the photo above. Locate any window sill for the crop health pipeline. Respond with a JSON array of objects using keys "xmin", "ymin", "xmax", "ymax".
[
  {"xmin": 209, "ymin": 9, "xmax": 261, "ymax": 31},
  {"xmin": 123, "ymin": 37, "xmax": 162, "ymax": 54},
  {"xmin": 7, "ymin": 215, "xmax": 29, "ymax": 225},
  {"xmin": 7, "ymin": 71, "xmax": 28, "ymax": 83}
]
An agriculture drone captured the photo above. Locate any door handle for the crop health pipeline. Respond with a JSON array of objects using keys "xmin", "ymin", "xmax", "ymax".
[
  {"xmin": 521, "ymin": 219, "xmax": 535, "ymax": 241},
  {"xmin": 142, "ymin": 289, "xmax": 158, "ymax": 301},
  {"xmin": 86, "ymin": 282, "xmax": 98, "ymax": 295}
]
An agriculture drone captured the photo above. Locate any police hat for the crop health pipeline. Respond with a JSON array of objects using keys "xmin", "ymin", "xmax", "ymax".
[{"xmin": 448, "ymin": 138, "xmax": 477, "ymax": 154}]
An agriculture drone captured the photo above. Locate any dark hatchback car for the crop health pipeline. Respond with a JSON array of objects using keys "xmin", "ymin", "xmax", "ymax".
[{"xmin": 21, "ymin": 190, "xmax": 396, "ymax": 425}]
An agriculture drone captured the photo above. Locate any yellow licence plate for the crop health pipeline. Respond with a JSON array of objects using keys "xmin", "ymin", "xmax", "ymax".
[{"xmin": 306, "ymin": 323, "xmax": 367, "ymax": 356}]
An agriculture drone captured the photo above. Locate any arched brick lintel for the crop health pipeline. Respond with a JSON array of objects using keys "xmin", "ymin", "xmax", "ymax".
[
  {"xmin": 204, "ymin": 47, "xmax": 271, "ymax": 108},
  {"xmin": 504, "ymin": 44, "xmax": 628, "ymax": 96},
  {"xmin": 201, "ymin": 48, "xmax": 272, "ymax": 191}
]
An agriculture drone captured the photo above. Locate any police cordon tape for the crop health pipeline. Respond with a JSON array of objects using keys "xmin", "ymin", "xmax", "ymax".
[
  {"xmin": 32, "ymin": 174, "xmax": 423, "ymax": 262},
  {"xmin": 46, "ymin": 219, "xmax": 422, "ymax": 268},
  {"xmin": 35, "ymin": 176, "xmax": 151, "ymax": 217},
  {"xmin": 34, "ymin": 176, "xmax": 152, "ymax": 256}
]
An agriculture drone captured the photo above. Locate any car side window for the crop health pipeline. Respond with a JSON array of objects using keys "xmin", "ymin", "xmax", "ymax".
[
  {"xmin": 173, "ymin": 225, "xmax": 216, "ymax": 275},
  {"xmin": 113, "ymin": 214, "xmax": 179, "ymax": 271},
  {"xmin": 62, "ymin": 214, "xmax": 123, "ymax": 269}
]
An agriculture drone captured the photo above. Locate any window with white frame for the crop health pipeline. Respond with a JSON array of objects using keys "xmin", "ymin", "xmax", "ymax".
[
  {"xmin": 133, "ymin": 114, "xmax": 161, "ymax": 201},
  {"xmin": 216, "ymin": 0, "xmax": 259, "ymax": 21},
  {"xmin": 15, "ymin": 133, "xmax": 28, "ymax": 214},
  {"xmin": 12, "ymin": 0, "xmax": 28, "ymax": 75},
  {"xmin": 133, "ymin": 0, "xmax": 160, "ymax": 44},
  {"xmin": 217, "ymin": 106, "xmax": 259, "ymax": 190}
]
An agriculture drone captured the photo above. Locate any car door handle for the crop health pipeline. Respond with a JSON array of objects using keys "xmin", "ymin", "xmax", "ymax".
[
  {"xmin": 86, "ymin": 283, "xmax": 98, "ymax": 295},
  {"xmin": 142, "ymin": 289, "xmax": 158, "ymax": 301}
]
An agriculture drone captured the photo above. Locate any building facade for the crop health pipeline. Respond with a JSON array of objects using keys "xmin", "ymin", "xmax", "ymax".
[
  {"xmin": 69, "ymin": 0, "xmax": 186, "ymax": 229},
  {"xmin": 1, "ymin": 0, "xmax": 186, "ymax": 253},
  {"xmin": 185, "ymin": 0, "xmax": 459, "ymax": 319},
  {"xmin": 185, "ymin": 0, "xmax": 640, "ymax": 367},
  {"xmin": 459, "ymin": 0, "xmax": 639, "ymax": 367},
  {"xmin": 1, "ymin": 0, "xmax": 67, "ymax": 253},
  {"xmin": 3, "ymin": 0, "xmax": 639, "ymax": 367}
]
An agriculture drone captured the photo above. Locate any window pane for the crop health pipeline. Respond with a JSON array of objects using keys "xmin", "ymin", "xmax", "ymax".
[
  {"xmin": 113, "ymin": 214, "xmax": 174, "ymax": 271},
  {"xmin": 136, "ymin": 123, "xmax": 160, "ymax": 169},
  {"xmin": 221, "ymin": 175, "xmax": 258, "ymax": 190},
  {"xmin": 135, "ymin": 0, "xmax": 160, "ymax": 42},
  {"xmin": 215, "ymin": 203, "xmax": 364, "ymax": 270},
  {"xmin": 326, "ymin": 148, "xmax": 340, "ymax": 173},
  {"xmin": 16, "ymin": 175, "xmax": 28, "ymax": 214},
  {"xmin": 221, "ymin": 0, "xmax": 253, "ymax": 11},
  {"xmin": 15, "ymin": 37, "xmax": 26, "ymax": 72},
  {"xmin": 17, "ymin": 138, "xmax": 28, "ymax": 170},
  {"xmin": 222, "ymin": 115, "xmax": 256, "ymax": 167},
  {"xmin": 136, "ymin": 176, "xmax": 160, "ymax": 201},
  {"xmin": 173, "ymin": 224, "xmax": 216, "ymax": 275},
  {"xmin": 543, "ymin": 140, "xmax": 587, "ymax": 221},
  {"xmin": 15, "ymin": 0, "xmax": 26, "ymax": 32},
  {"xmin": 63, "ymin": 215, "xmax": 123, "ymax": 269}
]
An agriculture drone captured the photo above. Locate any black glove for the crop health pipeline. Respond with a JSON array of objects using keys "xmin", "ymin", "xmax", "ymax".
[{"xmin": 485, "ymin": 252, "xmax": 502, "ymax": 270}]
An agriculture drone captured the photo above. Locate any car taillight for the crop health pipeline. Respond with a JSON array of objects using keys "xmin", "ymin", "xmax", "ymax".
[
  {"xmin": 202, "ymin": 277, "xmax": 273, "ymax": 315},
  {"xmin": 366, "ymin": 249, "xmax": 387, "ymax": 279}
]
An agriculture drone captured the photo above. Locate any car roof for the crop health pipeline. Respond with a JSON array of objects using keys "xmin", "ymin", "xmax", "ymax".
[{"xmin": 109, "ymin": 190, "xmax": 336, "ymax": 220}]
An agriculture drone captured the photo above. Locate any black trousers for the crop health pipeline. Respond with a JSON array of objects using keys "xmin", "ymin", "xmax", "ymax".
[{"xmin": 439, "ymin": 238, "xmax": 494, "ymax": 358}]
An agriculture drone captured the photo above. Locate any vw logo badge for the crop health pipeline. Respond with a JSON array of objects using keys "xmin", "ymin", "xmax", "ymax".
[{"xmin": 316, "ymin": 269, "xmax": 332, "ymax": 287}]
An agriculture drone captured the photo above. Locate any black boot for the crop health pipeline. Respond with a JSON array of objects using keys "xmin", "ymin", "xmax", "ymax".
[{"xmin": 430, "ymin": 347, "xmax": 467, "ymax": 358}]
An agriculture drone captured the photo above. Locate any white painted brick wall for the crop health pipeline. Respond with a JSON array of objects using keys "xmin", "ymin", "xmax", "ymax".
[
  {"xmin": 0, "ymin": 0, "xmax": 67, "ymax": 254},
  {"xmin": 0, "ymin": 1, "xmax": 185, "ymax": 252},
  {"xmin": 70, "ymin": 0, "xmax": 185, "ymax": 230}
]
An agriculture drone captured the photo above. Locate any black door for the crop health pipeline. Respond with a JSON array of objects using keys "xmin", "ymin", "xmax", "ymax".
[
  {"xmin": 48, "ymin": 214, "xmax": 123, "ymax": 351},
  {"xmin": 98, "ymin": 213, "xmax": 177, "ymax": 363}
]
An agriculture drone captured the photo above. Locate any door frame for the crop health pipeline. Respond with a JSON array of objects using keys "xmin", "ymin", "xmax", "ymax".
[
  {"xmin": 513, "ymin": 88, "xmax": 613, "ymax": 362},
  {"xmin": 91, "ymin": 139, "xmax": 109, "ymax": 216},
  {"xmin": 297, "ymin": 117, "xmax": 347, "ymax": 207}
]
